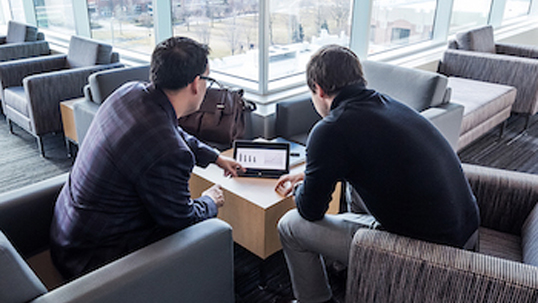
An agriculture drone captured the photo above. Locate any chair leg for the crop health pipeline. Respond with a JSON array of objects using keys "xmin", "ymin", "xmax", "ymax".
[
  {"xmin": 523, "ymin": 114, "xmax": 531, "ymax": 130},
  {"xmin": 498, "ymin": 120, "xmax": 507, "ymax": 139},
  {"xmin": 7, "ymin": 118, "xmax": 13, "ymax": 134},
  {"xmin": 37, "ymin": 136, "xmax": 45, "ymax": 157},
  {"xmin": 65, "ymin": 137, "xmax": 72, "ymax": 158}
]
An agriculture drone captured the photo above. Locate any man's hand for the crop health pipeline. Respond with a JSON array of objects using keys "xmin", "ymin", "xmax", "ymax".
[
  {"xmin": 202, "ymin": 184, "xmax": 225, "ymax": 208},
  {"xmin": 275, "ymin": 172, "xmax": 305, "ymax": 196},
  {"xmin": 215, "ymin": 155, "xmax": 246, "ymax": 178}
]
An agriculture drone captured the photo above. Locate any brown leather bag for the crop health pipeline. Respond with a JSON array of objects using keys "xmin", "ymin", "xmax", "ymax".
[{"xmin": 178, "ymin": 87, "xmax": 256, "ymax": 148}]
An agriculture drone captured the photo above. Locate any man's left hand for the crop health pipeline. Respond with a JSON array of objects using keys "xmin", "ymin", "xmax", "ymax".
[{"xmin": 215, "ymin": 155, "xmax": 246, "ymax": 178}]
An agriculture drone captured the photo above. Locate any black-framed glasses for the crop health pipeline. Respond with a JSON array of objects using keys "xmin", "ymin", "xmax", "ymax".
[{"xmin": 200, "ymin": 75, "xmax": 222, "ymax": 89}]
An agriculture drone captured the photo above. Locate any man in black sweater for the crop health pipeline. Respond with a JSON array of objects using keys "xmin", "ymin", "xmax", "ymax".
[{"xmin": 275, "ymin": 45, "xmax": 479, "ymax": 303}]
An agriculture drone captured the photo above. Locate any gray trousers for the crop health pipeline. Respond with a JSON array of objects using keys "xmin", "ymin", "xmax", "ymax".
[{"xmin": 277, "ymin": 209, "xmax": 376, "ymax": 303}]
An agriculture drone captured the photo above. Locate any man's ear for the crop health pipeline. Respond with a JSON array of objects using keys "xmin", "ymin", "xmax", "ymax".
[
  {"xmin": 314, "ymin": 83, "xmax": 326, "ymax": 98},
  {"xmin": 190, "ymin": 76, "xmax": 201, "ymax": 95}
]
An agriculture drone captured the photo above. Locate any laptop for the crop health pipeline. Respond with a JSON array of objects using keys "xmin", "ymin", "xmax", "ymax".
[{"xmin": 233, "ymin": 140, "xmax": 290, "ymax": 178}]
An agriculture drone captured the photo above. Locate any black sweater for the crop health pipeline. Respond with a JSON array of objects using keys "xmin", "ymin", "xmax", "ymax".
[{"xmin": 295, "ymin": 84, "xmax": 479, "ymax": 248}]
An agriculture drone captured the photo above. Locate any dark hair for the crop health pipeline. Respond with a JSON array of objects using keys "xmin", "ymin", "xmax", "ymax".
[
  {"xmin": 150, "ymin": 37, "xmax": 210, "ymax": 90},
  {"xmin": 306, "ymin": 45, "xmax": 366, "ymax": 97}
]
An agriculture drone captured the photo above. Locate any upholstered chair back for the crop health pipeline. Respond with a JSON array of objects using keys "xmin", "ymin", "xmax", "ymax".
[
  {"xmin": 452, "ymin": 25, "xmax": 496, "ymax": 53},
  {"xmin": 89, "ymin": 65, "xmax": 150, "ymax": 105},
  {"xmin": 5, "ymin": 21, "xmax": 39, "ymax": 43},
  {"xmin": 362, "ymin": 60, "xmax": 449, "ymax": 112},
  {"xmin": 66, "ymin": 36, "xmax": 114, "ymax": 68},
  {"xmin": 0, "ymin": 232, "xmax": 47, "ymax": 303}
]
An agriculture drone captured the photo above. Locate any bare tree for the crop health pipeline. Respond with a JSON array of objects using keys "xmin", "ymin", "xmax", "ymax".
[
  {"xmin": 223, "ymin": 15, "xmax": 241, "ymax": 55},
  {"xmin": 330, "ymin": 0, "xmax": 350, "ymax": 33}
]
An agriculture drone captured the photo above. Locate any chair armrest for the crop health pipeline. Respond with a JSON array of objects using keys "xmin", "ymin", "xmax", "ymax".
[
  {"xmin": 462, "ymin": 164, "xmax": 538, "ymax": 235},
  {"xmin": 0, "ymin": 41, "xmax": 50, "ymax": 62},
  {"xmin": 439, "ymin": 49, "xmax": 538, "ymax": 115},
  {"xmin": 0, "ymin": 54, "xmax": 66, "ymax": 89},
  {"xmin": 421, "ymin": 102, "xmax": 464, "ymax": 151},
  {"xmin": 24, "ymin": 63, "xmax": 124, "ymax": 135},
  {"xmin": 73, "ymin": 97, "xmax": 100, "ymax": 144},
  {"xmin": 347, "ymin": 229, "xmax": 538, "ymax": 303},
  {"xmin": 0, "ymin": 174, "xmax": 67, "ymax": 258},
  {"xmin": 275, "ymin": 93, "xmax": 321, "ymax": 142},
  {"xmin": 33, "ymin": 218, "xmax": 235, "ymax": 303},
  {"xmin": 496, "ymin": 42, "xmax": 538, "ymax": 59}
]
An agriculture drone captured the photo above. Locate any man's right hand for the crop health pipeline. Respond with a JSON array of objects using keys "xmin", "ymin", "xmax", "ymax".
[
  {"xmin": 275, "ymin": 172, "xmax": 305, "ymax": 196},
  {"xmin": 202, "ymin": 184, "xmax": 224, "ymax": 208}
]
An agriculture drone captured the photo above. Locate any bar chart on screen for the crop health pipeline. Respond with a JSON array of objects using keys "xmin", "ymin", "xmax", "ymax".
[{"xmin": 236, "ymin": 148, "xmax": 286, "ymax": 170}]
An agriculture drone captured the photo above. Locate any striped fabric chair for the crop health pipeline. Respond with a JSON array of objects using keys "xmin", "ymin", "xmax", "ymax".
[
  {"xmin": 0, "ymin": 35, "xmax": 123, "ymax": 157},
  {"xmin": 438, "ymin": 25, "xmax": 538, "ymax": 129},
  {"xmin": 346, "ymin": 164, "xmax": 538, "ymax": 303}
]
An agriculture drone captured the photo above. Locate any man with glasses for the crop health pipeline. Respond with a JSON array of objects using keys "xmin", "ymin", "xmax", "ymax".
[{"xmin": 50, "ymin": 37, "xmax": 245, "ymax": 279}]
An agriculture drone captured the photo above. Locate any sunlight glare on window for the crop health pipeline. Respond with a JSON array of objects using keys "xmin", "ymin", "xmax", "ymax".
[
  {"xmin": 503, "ymin": 0, "xmax": 531, "ymax": 22},
  {"xmin": 34, "ymin": 0, "xmax": 76, "ymax": 35},
  {"xmin": 368, "ymin": 0, "xmax": 436, "ymax": 55},
  {"xmin": 449, "ymin": 0, "xmax": 493, "ymax": 34},
  {"xmin": 87, "ymin": 0, "xmax": 155, "ymax": 54}
]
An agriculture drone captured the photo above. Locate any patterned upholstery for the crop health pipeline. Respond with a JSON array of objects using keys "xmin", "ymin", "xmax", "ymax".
[
  {"xmin": 447, "ymin": 77, "xmax": 516, "ymax": 150},
  {"xmin": 455, "ymin": 25, "xmax": 496, "ymax": 53},
  {"xmin": 346, "ymin": 164, "xmax": 538, "ymax": 303},
  {"xmin": 73, "ymin": 65, "xmax": 150, "ymax": 144},
  {"xmin": 439, "ymin": 25, "xmax": 538, "ymax": 120},
  {"xmin": 522, "ymin": 205, "xmax": 538, "ymax": 266},
  {"xmin": 4, "ymin": 21, "xmax": 39, "ymax": 43},
  {"xmin": 66, "ymin": 36, "xmax": 114, "ymax": 68},
  {"xmin": 0, "ymin": 36, "xmax": 122, "ymax": 156},
  {"xmin": 0, "ymin": 21, "xmax": 49, "ymax": 62}
]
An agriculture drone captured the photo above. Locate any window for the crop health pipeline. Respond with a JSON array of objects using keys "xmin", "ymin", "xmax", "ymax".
[
  {"xmin": 369, "ymin": 0, "xmax": 436, "ymax": 54},
  {"xmin": 9, "ymin": 0, "xmax": 25, "ymax": 21},
  {"xmin": 268, "ymin": 0, "xmax": 352, "ymax": 85},
  {"xmin": 503, "ymin": 0, "xmax": 531, "ymax": 21},
  {"xmin": 449, "ymin": 0, "xmax": 493, "ymax": 34},
  {"xmin": 88, "ymin": 0, "xmax": 155, "ymax": 54},
  {"xmin": 172, "ymin": 0, "xmax": 259, "ymax": 83},
  {"xmin": 34, "ymin": 0, "xmax": 76, "ymax": 35}
]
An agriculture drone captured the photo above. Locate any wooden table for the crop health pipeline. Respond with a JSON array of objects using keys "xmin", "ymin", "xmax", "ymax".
[
  {"xmin": 189, "ymin": 151, "xmax": 341, "ymax": 259},
  {"xmin": 60, "ymin": 99, "xmax": 80, "ymax": 157}
]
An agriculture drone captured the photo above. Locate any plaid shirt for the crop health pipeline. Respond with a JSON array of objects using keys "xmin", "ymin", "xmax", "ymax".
[{"xmin": 50, "ymin": 82, "xmax": 219, "ymax": 278}]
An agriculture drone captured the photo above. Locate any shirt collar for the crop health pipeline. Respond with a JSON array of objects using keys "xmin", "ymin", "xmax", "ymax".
[
  {"xmin": 330, "ymin": 83, "xmax": 369, "ymax": 111},
  {"xmin": 144, "ymin": 83, "xmax": 178, "ymax": 124}
]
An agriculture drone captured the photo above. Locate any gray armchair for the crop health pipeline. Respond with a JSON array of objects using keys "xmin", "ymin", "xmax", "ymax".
[
  {"xmin": 0, "ymin": 174, "xmax": 235, "ymax": 303},
  {"xmin": 276, "ymin": 60, "xmax": 463, "ymax": 151},
  {"xmin": 346, "ymin": 164, "xmax": 538, "ymax": 303},
  {"xmin": 73, "ymin": 65, "xmax": 150, "ymax": 145},
  {"xmin": 0, "ymin": 35, "xmax": 123, "ymax": 157},
  {"xmin": 438, "ymin": 25, "xmax": 538, "ymax": 129},
  {"xmin": 0, "ymin": 21, "xmax": 50, "ymax": 62}
]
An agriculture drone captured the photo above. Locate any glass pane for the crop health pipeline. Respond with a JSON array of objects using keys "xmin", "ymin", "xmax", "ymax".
[
  {"xmin": 503, "ymin": 0, "xmax": 531, "ymax": 21},
  {"xmin": 172, "ymin": 0, "xmax": 259, "ymax": 83},
  {"xmin": 34, "ymin": 0, "xmax": 76, "ymax": 35},
  {"xmin": 88, "ymin": 0, "xmax": 155, "ymax": 54},
  {"xmin": 8, "ymin": 0, "xmax": 25, "ymax": 22},
  {"xmin": 268, "ymin": 0, "xmax": 352, "ymax": 83},
  {"xmin": 368, "ymin": 0, "xmax": 436, "ymax": 55},
  {"xmin": 449, "ymin": 0, "xmax": 492, "ymax": 34}
]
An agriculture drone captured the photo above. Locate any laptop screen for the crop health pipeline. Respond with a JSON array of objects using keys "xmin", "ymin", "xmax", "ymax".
[{"xmin": 233, "ymin": 140, "xmax": 290, "ymax": 178}]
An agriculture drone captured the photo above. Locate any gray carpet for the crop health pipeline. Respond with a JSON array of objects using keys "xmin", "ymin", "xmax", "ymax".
[
  {"xmin": 0, "ymin": 114, "xmax": 72, "ymax": 193},
  {"xmin": 458, "ymin": 114, "xmax": 538, "ymax": 174}
]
